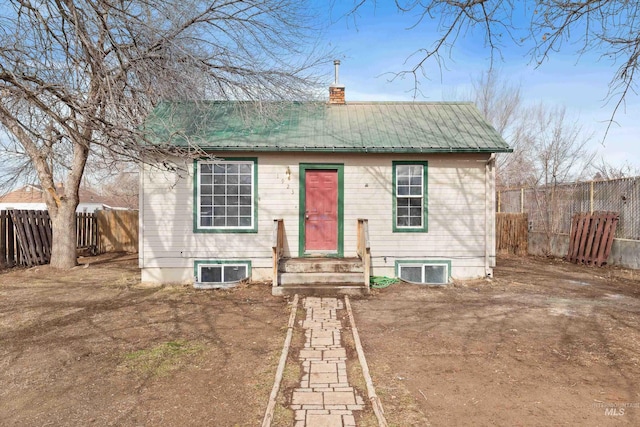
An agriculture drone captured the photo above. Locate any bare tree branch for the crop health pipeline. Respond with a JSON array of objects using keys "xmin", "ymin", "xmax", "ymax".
[
  {"xmin": 346, "ymin": 1, "xmax": 639, "ymax": 130},
  {"xmin": 0, "ymin": 0, "xmax": 330, "ymax": 268}
]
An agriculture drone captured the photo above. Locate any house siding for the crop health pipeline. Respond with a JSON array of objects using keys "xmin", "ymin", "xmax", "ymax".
[{"xmin": 140, "ymin": 152, "xmax": 495, "ymax": 283}]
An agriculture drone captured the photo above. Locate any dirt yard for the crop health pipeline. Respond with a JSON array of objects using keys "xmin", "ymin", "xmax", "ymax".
[
  {"xmin": 1, "ymin": 253, "xmax": 639, "ymax": 426},
  {"xmin": 0, "ymin": 253, "xmax": 290, "ymax": 426},
  {"xmin": 351, "ymin": 255, "xmax": 640, "ymax": 426}
]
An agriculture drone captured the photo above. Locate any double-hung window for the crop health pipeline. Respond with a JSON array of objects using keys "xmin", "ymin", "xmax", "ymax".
[
  {"xmin": 393, "ymin": 161, "xmax": 428, "ymax": 232},
  {"xmin": 195, "ymin": 159, "xmax": 257, "ymax": 232}
]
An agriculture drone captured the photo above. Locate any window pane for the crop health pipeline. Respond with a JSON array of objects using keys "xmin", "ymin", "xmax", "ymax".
[
  {"xmin": 224, "ymin": 265, "xmax": 248, "ymax": 282},
  {"xmin": 397, "ymin": 217, "xmax": 409, "ymax": 227},
  {"xmin": 201, "ymin": 164, "xmax": 212, "ymax": 173},
  {"xmin": 213, "ymin": 164, "xmax": 225, "ymax": 173},
  {"xmin": 239, "ymin": 163, "xmax": 251, "ymax": 174},
  {"xmin": 200, "ymin": 216, "xmax": 212, "ymax": 227},
  {"xmin": 239, "ymin": 217, "xmax": 251, "ymax": 227},
  {"xmin": 409, "ymin": 216, "xmax": 422, "ymax": 227},
  {"xmin": 213, "ymin": 196, "xmax": 225, "ymax": 205},
  {"xmin": 425, "ymin": 265, "xmax": 447, "ymax": 284},
  {"xmin": 410, "ymin": 207, "xmax": 422, "ymax": 217},
  {"xmin": 200, "ymin": 266, "xmax": 222, "ymax": 283},
  {"xmin": 227, "ymin": 174, "xmax": 239, "ymax": 184},
  {"xmin": 409, "ymin": 186, "xmax": 422, "ymax": 196},
  {"xmin": 239, "ymin": 206, "xmax": 252, "ymax": 217},
  {"xmin": 201, "ymin": 174, "xmax": 212, "ymax": 185},
  {"xmin": 228, "ymin": 185, "xmax": 239, "ymax": 195},
  {"xmin": 409, "ymin": 198, "xmax": 422, "ymax": 207},
  {"xmin": 213, "ymin": 207, "xmax": 225, "ymax": 217},
  {"xmin": 239, "ymin": 196, "xmax": 251, "ymax": 206},
  {"xmin": 397, "ymin": 165, "xmax": 411, "ymax": 177},
  {"xmin": 213, "ymin": 174, "xmax": 225, "ymax": 184},
  {"xmin": 410, "ymin": 165, "xmax": 422, "ymax": 175},
  {"xmin": 201, "ymin": 185, "xmax": 212, "ymax": 195},
  {"xmin": 397, "ymin": 207, "xmax": 409, "ymax": 217},
  {"xmin": 213, "ymin": 217, "xmax": 225, "ymax": 226},
  {"xmin": 400, "ymin": 266, "xmax": 422, "ymax": 282},
  {"xmin": 397, "ymin": 198, "xmax": 409, "ymax": 208},
  {"xmin": 227, "ymin": 217, "xmax": 239, "ymax": 227},
  {"xmin": 239, "ymin": 185, "xmax": 252, "ymax": 195},
  {"xmin": 201, "ymin": 196, "xmax": 212, "ymax": 206},
  {"xmin": 227, "ymin": 206, "xmax": 239, "ymax": 217},
  {"xmin": 227, "ymin": 164, "xmax": 238, "ymax": 173},
  {"xmin": 239, "ymin": 174, "xmax": 251, "ymax": 184},
  {"xmin": 227, "ymin": 195, "xmax": 239, "ymax": 206}
]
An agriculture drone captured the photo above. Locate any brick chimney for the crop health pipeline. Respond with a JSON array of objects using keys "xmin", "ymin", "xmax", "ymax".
[{"xmin": 329, "ymin": 60, "xmax": 345, "ymax": 105}]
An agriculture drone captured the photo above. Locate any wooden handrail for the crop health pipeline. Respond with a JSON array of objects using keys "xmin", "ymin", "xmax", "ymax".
[
  {"xmin": 272, "ymin": 219, "xmax": 284, "ymax": 287},
  {"xmin": 357, "ymin": 219, "xmax": 371, "ymax": 289}
]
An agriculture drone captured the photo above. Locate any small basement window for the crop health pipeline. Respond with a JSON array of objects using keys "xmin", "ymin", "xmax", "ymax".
[
  {"xmin": 396, "ymin": 261, "xmax": 450, "ymax": 285},
  {"xmin": 194, "ymin": 261, "xmax": 251, "ymax": 289}
]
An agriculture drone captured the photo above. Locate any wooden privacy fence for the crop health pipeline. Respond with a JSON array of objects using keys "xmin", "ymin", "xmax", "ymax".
[
  {"xmin": 496, "ymin": 213, "xmax": 528, "ymax": 256},
  {"xmin": 96, "ymin": 210, "xmax": 138, "ymax": 253},
  {"xmin": 566, "ymin": 212, "xmax": 619, "ymax": 267},
  {"xmin": 1, "ymin": 209, "xmax": 138, "ymax": 268}
]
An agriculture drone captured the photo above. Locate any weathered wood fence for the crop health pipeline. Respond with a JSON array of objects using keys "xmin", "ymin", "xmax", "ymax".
[
  {"xmin": 566, "ymin": 212, "xmax": 619, "ymax": 267},
  {"xmin": 496, "ymin": 213, "xmax": 528, "ymax": 256},
  {"xmin": 1, "ymin": 209, "xmax": 138, "ymax": 269}
]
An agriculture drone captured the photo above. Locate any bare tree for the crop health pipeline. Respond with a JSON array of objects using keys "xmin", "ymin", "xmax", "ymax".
[
  {"xmin": 345, "ymin": 1, "xmax": 640, "ymax": 133},
  {"xmin": 592, "ymin": 158, "xmax": 640, "ymax": 180},
  {"xmin": 0, "ymin": 0, "xmax": 327, "ymax": 268},
  {"xmin": 465, "ymin": 69, "xmax": 534, "ymax": 187},
  {"xmin": 524, "ymin": 104, "xmax": 595, "ymax": 187},
  {"xmin": 101, "ymin": 170, "xmax": 139, "ymax": 209},
  {"xmin": 522, "ymin": 103, "xmax": 596, "ymax": 252}
]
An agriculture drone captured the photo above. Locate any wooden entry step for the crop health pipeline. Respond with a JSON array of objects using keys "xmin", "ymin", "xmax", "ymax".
[
  {"xmin": 273, "ymin": 257, "xmax": 369, "ymax": 296},
  {"xmin": 279, "ymin": 257, "xmax": 363, "ymax": 274}
]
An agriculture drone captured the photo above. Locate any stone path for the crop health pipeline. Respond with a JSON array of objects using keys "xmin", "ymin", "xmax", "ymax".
[{"xmin": 291, "ymin": 297, "xmax": 364, "ymax": 427}]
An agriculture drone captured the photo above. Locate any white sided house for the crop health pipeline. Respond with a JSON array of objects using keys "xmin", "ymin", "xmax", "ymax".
[{"xmin": 140, "ymin": 87, "xmax": 511, "ymax": 294}]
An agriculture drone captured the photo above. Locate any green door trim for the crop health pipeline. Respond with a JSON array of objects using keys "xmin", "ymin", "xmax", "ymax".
[{"xmin": 298, "ymin": 163, "xmax": 344, "ymax": 257}]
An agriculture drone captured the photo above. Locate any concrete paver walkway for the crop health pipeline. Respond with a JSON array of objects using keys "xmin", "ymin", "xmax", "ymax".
[{"xmin": 291, "ymin": 297, "xmax": 364, "ymax": 427}]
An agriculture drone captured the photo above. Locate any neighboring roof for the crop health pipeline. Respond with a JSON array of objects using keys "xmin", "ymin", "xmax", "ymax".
[
  {"xmin": 0, "ymin": 184, "xmax": 131, "ymax": 208},
  {"xmin": 144, "ymin": 101, "xmax": 512, "ymax": 154}
]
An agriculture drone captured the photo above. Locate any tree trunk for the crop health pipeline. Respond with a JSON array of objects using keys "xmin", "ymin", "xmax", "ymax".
[{"xmin": 49, "ymin": 201, "xmax": 78, "ymax": 269}]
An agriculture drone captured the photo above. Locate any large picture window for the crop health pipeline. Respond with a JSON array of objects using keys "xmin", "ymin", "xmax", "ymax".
[
  {"xmin": 393, "ymin": 161, "xmax": 428, "ymax": 232},
  {"xmin": 195, "ymin": 159, "xmax": 257, "ymax": 232}
]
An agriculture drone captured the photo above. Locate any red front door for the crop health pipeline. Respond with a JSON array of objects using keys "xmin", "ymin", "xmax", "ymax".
[{"xmin": 305, "ymin": 170, "xmax": 338, "ymax": 252}]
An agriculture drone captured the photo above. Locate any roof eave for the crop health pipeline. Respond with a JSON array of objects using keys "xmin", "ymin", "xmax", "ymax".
[{"xmin": 191, "ymin": 145, "xmax": 513, "ymax": 154}]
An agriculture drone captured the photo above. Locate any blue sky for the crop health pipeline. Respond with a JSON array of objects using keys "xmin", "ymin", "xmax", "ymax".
[{"xmin": 314, "ymin": 1, "xmax": 638, "ymax": 169}]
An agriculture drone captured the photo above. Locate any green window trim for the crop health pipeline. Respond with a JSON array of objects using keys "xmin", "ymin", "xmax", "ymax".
[
  {"xmin": 298, "ymin": 163, "xmax": 344, "ymax": 258},
  {"xmin": 193, "ymin": 157, "xmax": 258, "ymax": 233},
  {"xmin": 194, "ymin": 260, "xmax": 252, "ymax": 283},
  {"xmin": 392, "ymin": 160, "xmax": 428, "ymax": 232},
  {"xmin": 395, "ymin": 259, "xmax": 451, "ymax": 284}
]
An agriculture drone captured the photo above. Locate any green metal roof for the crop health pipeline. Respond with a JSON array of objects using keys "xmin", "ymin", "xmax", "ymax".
[{"xmin": 144, "ymin": 101, "xmax": 512, "ymax": 153}]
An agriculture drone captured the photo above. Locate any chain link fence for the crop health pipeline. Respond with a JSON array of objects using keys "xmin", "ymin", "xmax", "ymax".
[{"xmin": 498, "ymin": 176, "xmax": 640, "ymax": 240}]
